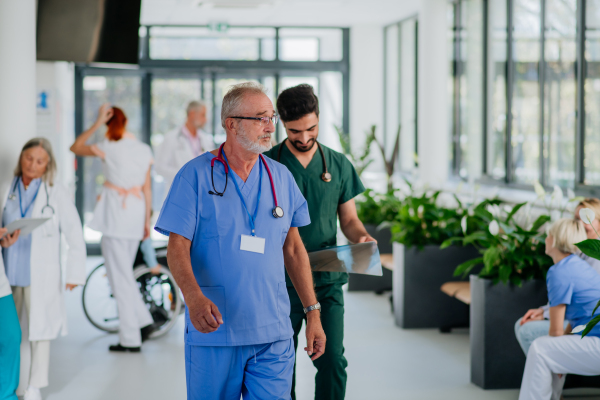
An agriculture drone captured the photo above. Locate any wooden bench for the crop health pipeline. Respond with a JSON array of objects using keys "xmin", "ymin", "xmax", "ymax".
[
  {"xmin": 380, "ymin": 253, "xmax": 393, "ymax": 271},
  {"xmin": 440, "ymin": 281, "xmax": 471, "ymax": 304}
]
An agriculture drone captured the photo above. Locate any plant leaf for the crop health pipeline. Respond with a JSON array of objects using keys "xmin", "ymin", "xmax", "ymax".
[
  {"xmin": 453, "ymin": 257, "xmax": 484, "ymax": 277},
  {"xmin": 581, "ymin": 314, "xmax": 600, "ymax": 337},
  {"xmin": 506, "ymin": 202, "xmax": 527, "ymax": 223},
  {"xmin": 576, "ymin": 239, "xmax": 600, "ymax": 262},
  {"xmin": 531, "ymin": 215, "xmax": 551, "ymax": 232}
]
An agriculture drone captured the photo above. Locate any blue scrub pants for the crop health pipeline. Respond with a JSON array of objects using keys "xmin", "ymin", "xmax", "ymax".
[
  {"xmin": 0, "ymin": 294, "xmax": 20, "ymax": 400},
  {"xmin": 514, "ymin": 318, "xmax": 569, "ymax": 355},
  {"xmin": 185, "ymin": 338, "xmax": 295, "ymax": 400}
]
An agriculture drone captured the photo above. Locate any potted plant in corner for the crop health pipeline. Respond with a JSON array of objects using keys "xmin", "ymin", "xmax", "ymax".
[
  {"xmin": 390, "ymin": 185, "xmax": 484, "ymax": 330},
  {"xmin": 445, "ymin": 202, "xmax": 552, "ymax": 389}
]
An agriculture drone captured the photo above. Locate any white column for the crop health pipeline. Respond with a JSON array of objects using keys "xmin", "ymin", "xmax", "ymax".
[
  {"xmin": 0, "ymin": 0, "xmax": 37, "ymax": 185},
  {"xmin": 417, "ymin": 0, "xmax": 450, "ymax": 186}
]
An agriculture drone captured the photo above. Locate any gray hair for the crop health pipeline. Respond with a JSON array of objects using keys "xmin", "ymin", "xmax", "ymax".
[
  {"xmin": 186, "ymin": 100, "xmax": 206, "ymax": 114},
  {"xmin": 14, "ymin": 137, "xmax": 57, "ymax": 186},
  {"xmin": 220, "ymin": 82, "xmax": 268, "ymax": 129}
]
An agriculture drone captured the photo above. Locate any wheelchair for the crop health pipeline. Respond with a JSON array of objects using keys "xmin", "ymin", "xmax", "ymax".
[{"xmin": 81, "ymin": 245, "xmax": 183, "ymax": 339}]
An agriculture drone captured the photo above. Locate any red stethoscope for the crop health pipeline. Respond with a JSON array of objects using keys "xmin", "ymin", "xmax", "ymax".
[{"xmin": 210, "ymin": 143, "xmax": 284, "ymax": 219}]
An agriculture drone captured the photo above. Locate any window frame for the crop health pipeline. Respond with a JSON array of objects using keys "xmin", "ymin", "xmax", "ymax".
[{"xmin": 74, "ymin": 25, "xmax": 350, "ymax": 254}]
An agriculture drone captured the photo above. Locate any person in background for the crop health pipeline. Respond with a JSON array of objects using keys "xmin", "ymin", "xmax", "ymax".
[
  {"xmin": 515, "ymin": 198, "xmax": 600, "ymax": 355},
  {"xmin": 70, "ymin": 104, "xmax": 156, "ymax": 353},
  {"xmin": 140, "ymin": 238, "xmax": 164, "ymax": 275},
  {"xmin": 0, "ymin": 227, "xmax": 21, "ymax": 400},
  {"xmin": 155, "ymin": 100, "xmax": 214, "ymax": 191},
  {"xmin": 1, "ymin": 138, "xmax": 86, "ymax": 400},
  {"xmin": 519, "ymin": 218, "xmax": 600, "ymax": 400},
  {"xmin": 263, "ymin": 84, "xmax": 375, "ymax": 400}
]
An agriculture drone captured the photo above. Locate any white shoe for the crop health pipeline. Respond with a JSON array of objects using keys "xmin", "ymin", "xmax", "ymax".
[{"xmin": 24, "ymin": 386, "xmax": 42, "ymax": 400}]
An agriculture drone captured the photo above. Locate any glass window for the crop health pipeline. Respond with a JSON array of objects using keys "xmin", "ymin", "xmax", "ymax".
[
  {"xmin": 81, "ymin": 75, "xmax": 142, "ymax": 243},
  {"xmin": 544, "ymin": 0, "xmax": 577, "ymax": 187},
  {"xmin": 385, "ymin": 24, "xmax": 400, "ymax": 162},
  {"xmin": 585, "ymin": 0, "xmax": 600, "ymax": 185},
  {"xmin": 278, "ymin": 74, "xmax": 343, "ymax": 151},
  {"xmin": 278, "ymin": 28, "xmax": 343, "ymax": 61},
  {"xmin": 384, "ymin": 17, "xmax": 418, "ymax": 173},
  {"xmin": 487, "ymin": 0, "xmax": 508, "ymax": 180},
  {"xmin": 449, "ymin": 3, "xmax": 457, "ymax": 174},
  {"xmin": 149, "ymin": 27, "xmax": 276, "ymax": 61},
  {"xmin": 453, "ymin": 0, "xmax": 484, "ymax": 179},
  {"xmin": 511, "ymin": 0, "xmax": 541, "ymax": 184},
  {"xmin": 150, "ymin": 78, "xmax": 202, "ymax": 213}
]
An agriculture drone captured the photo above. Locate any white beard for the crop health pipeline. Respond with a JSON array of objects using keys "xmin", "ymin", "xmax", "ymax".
[{"xmin": 237, "ymin": 126, "xmax": 273, "ymax": 154}]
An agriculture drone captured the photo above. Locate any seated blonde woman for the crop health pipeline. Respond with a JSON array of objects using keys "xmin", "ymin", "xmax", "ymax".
[
  {"xmin": 515, "ymin": 198, "xmax": 600, "ymax": 355},
  {"xmin": 519, "ymin": 218, "xmax": 600, "ymax": 400}
]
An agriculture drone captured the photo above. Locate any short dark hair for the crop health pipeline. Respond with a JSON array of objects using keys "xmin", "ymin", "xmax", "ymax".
[{"xmin": 276, "ymin": 84, "xmax": 320, "ymax": 122}]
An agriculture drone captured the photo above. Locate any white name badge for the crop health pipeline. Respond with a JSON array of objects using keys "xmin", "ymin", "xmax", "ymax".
[{"xmin": 240, "ymin": 234, "xmax": 265, "ymax": 254}]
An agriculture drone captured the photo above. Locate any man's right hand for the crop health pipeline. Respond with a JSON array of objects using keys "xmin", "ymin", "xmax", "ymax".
[
  {"xmin": 188, "ymin": 293, "xmax": 224, "ymax": 333},
  {"xmin": 520, "ymin": 308, "xmax": 544, "ymax": 325}
]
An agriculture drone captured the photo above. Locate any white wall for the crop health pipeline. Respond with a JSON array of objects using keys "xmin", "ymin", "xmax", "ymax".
[
  {"xmin": 349, "ymin": 25, "xmax": 384, "ymax": 152},
  {"xmin": 0, "ymin": 0, "xmax": 37, "ymax": 187},
  {"xmin": 417, "ymin": 0, "xmax": 451, "ymax": 186},
  {"xmin": 348, "ymin": 1, "xmax": 454, "ymax": 189},
  {"xmin": 36, "ymin": 62, "xmax": 76, "ymax": 192}
]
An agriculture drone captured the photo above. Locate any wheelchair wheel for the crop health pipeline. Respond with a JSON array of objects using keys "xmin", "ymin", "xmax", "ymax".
[
  {"xmin": 82, "ymin": 264, "xmax": 182, "ymax": 337},
  {"xmin": 82, "ymin": 263, "xmax": 119, "ymax": 333},
  {"xmin": 133, "ymin": 265, "xmax": 182, "ymax": 339}
]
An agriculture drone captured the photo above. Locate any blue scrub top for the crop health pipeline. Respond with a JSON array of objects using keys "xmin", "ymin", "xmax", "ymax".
[
  {"xmin": 547, "ymin": 254, "xmax": 600, "ymax": 337},
  {"xmin": 2, "ymin": 177, "xmax": 42, "ymax": 287},
  {"xmin": 155, "ymin": 152, "xmax": 311, "ymax": 346}
]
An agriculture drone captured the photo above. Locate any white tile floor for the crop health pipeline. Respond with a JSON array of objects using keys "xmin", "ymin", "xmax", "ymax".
[{"xmin": 36, "ymin": 258, "xmax": 600, "ymax": 399}]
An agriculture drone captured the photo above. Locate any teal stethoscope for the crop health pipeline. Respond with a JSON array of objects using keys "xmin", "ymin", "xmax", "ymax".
[{"xmin": 6, "ymin": 177, "xmax": 55, "ymax": 217}]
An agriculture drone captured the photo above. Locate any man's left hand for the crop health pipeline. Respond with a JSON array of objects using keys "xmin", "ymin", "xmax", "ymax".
[
  {"xmin": 305, "ymin": 312, "xmax": 326, "ymax": 361},
  {"xmin": 357, "ymin": 235, "xmax": 377, "ymax": 243}
]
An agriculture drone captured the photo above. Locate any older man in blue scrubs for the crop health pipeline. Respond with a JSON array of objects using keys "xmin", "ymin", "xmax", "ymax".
[{"xmin": 155, "ymin": 82, "xmax": 326, "ymax": 399}]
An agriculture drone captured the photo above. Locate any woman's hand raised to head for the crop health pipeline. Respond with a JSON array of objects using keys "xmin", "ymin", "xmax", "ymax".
[
  {"xmin": 96, "ymin": 103, "xmax": 114, "ymax": 125},
  {"xmin": 0, "ymin": 228, "xmax": 20, "ymax": 248}
]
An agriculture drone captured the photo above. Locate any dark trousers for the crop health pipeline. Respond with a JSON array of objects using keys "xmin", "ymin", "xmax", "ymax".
[{"xmin": 288, "ymin": 283, "xmax": 348, "ymax": 400}]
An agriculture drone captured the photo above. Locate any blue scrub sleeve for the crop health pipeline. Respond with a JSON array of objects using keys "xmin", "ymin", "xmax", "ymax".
[
  {"xmin": 547, "ymin": 269, "xmax": 573, "ymax": 307},
  {"xmin": 155, "ymin": 172, "xmax": 198, "ymax": 241},
  {"xmin": 288, "ymin": 171, "xmax": 311, "ymax": 228}
]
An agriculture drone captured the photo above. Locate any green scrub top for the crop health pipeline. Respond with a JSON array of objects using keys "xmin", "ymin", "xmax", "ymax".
[{"xmin": 264, "ymin": 142, "xmax": 365, "ymax": 287}]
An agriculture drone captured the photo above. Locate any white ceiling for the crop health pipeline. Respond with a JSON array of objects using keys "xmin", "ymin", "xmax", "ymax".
[{"xmin": 140, "ymin": 0, "xmax": 420, "ymax": 27}]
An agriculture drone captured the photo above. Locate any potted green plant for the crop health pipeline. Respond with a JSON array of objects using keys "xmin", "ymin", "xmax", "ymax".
[
  {"xmin": 390, "ymin": 186, "xmax": 483, "ymax": 330},
  {"xmin": 443, "ymin": 202, "xmax": 551, "ymax": 389}
]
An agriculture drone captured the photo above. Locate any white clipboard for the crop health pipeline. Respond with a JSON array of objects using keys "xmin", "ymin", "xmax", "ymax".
[{"xmin": 1, "ymin": 218, "xmax": 51, "ymax": 239}]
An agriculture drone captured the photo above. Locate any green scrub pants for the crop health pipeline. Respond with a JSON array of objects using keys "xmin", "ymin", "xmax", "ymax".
[
  {"xmin": 288, "ymin": 283, "xmax": 348, "ymax": 400},
  {"xmin": 0, "ymin": 294, "xmax": 20, "ymax": 400}
]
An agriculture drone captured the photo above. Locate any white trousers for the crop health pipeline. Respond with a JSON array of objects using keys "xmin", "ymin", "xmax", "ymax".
[
  {"xmin": 101, "ymin": 236, "xmax": 153, "ymax": 347},
  {"xmin": 11, "ymin": 286, "xmax": 50, "ymax": 393},
  {"xmin": 519, "ymin": 335, "xmax": 600, "ymax": 400}
]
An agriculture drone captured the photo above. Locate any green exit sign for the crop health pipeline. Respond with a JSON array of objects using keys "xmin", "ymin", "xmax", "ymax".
[{"xmin": 208, "ymin": 22, "xmax": 229, "ymax": 32}]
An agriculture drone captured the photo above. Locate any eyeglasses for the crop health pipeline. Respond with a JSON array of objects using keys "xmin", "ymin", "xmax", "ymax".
[{"xmin": 230, "ymin": 115, "xmax": 279, "ymax": 126}]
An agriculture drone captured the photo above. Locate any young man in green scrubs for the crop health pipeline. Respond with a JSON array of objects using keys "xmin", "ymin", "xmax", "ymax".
[{"xmin": 263, "ymin": 84, "xmax": 376, "ymax": 400}]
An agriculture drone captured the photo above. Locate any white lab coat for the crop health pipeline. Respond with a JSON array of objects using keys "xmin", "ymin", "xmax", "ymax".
[
  {"xmin": 155, "ymin": 127, "xmax": 214, "ymax": 189},
  {"xmin": 0, "ymin": 180, "xmax": 86, "ymax": 342}
]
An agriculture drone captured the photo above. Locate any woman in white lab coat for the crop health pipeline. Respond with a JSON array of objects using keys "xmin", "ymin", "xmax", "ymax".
[
  {"xmin": 70, "ymin": 103, "xmax": 155, "ymax": 353},
  {"xmin": 1, "ymin": 138, "xmax": 86, "ymax": 400}
]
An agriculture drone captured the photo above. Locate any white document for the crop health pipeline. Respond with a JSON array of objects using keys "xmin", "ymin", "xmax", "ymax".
[
  {"xmin": 1, "ymin": 218, "xmax": 51, "ymax": 238},
  {"xmin": 240, "ymin": 234, "xmax": 265, "ymax": 254}
]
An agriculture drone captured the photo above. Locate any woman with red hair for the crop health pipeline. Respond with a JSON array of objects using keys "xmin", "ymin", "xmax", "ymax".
[{"xmin": 70, "ymin": 103, "xmax": 155, "ymax": 352}]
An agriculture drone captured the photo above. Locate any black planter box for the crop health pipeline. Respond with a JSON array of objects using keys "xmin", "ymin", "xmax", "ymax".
[
  {"xmin": 348, "ymin": 224, "xmax": 393, "ymax": 292},
  {"xmin": 470, "ymin": 275, "xmax": 548, "ymax": 389},
  {"xmin": 393, "ymin": 243, "xmax": 480, "ymax": 329}
]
